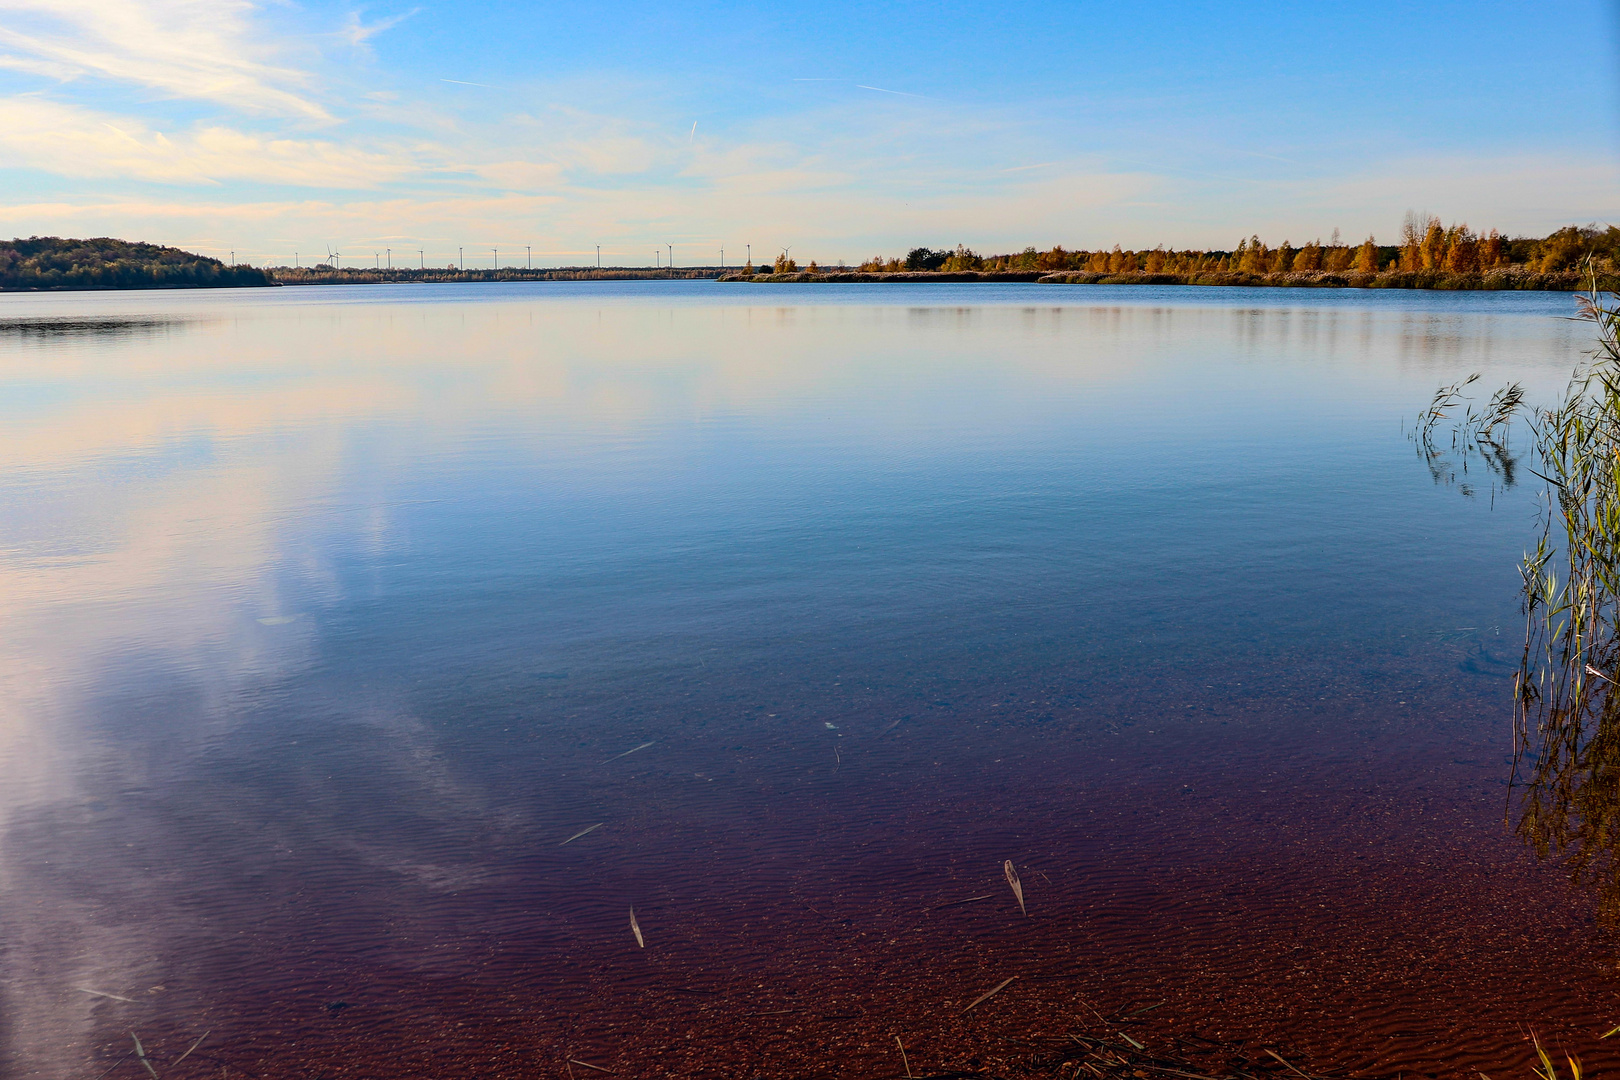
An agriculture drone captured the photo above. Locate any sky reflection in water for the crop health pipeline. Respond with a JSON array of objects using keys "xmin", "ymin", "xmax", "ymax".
[{"xmin": 0, "ymin": 282, "xmax": 1596, "ymax": 1078}]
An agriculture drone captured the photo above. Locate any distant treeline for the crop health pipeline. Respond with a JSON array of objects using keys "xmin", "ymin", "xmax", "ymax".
[
  {"xmin": 735, "ymin": 219, "xmax": 1620, "ymax": 290},
  {"xmin": 0, "ymin": 237, "xmax": 275, "ymax": 291},
  {"xmin": 271, "ymin": 265, "xmax": 726, "ymax": 285}
]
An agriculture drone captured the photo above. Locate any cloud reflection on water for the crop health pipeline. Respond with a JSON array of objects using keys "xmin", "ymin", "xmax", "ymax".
[{"xmin": 0, "ymin": 285, "xmax": 1584, "ymax": 1073}]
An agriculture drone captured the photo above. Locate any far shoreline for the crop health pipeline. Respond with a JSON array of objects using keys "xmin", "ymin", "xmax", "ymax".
[{"xmin": 719, "ymin": 266, "xmax": 1602, "ymax": 291}]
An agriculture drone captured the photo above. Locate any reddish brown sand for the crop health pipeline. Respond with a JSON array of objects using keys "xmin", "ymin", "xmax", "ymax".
[{"xmin": 64, "ymin": 692, "xmax": 1617, "ymax": 1080}]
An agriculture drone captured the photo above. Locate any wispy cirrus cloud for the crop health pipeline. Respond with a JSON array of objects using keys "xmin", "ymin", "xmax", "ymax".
[
  {"xmin": 0, "ymin": 0, "xmax": 330, "ymax": 120},
  {"xmin": 339, "ymin": 7, "xmax": 417, "ymax": 50}
]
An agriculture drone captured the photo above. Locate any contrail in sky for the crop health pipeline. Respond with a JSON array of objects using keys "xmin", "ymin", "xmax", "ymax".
[
  {"xmin": 856, "ymin": 84, "xmax": 927, "ymax": 98},
  {"xmin": 442, "ymin": 78, "xmax": 491, "ymax": 87}
]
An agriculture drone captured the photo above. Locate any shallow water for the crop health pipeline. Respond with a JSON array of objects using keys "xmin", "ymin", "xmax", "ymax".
[{"xmin": 0, "ymin": 282, "xmax": 1604, "ymax": 1079}]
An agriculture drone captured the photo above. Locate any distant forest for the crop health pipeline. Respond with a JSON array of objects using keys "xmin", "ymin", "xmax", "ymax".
[
  {"xmin": 8, "ymin": 222, "xmax": 1617, "ymax": 293},
  {"xmin": 742, "ymin": 218, "xmax": 1620, "ymax": 289},
  {"xmin": 0, "ymin": 237, "xmax": 274, "ymax": 291}
]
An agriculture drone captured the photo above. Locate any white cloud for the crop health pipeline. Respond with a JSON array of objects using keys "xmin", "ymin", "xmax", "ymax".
[
  {"xmin": 339, "ymin": 7, "xmax": 417, "ymax": 50},
  {"xmin": 0, "ymin": 0, "xmax": 329, "ymax": 120},
  {"xmin": 0, "ymin": 95, "xmax": 420, "ymax": 186}
]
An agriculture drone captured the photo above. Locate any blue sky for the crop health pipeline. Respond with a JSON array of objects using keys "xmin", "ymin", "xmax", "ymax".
[{"xmin": 0, "ymin": 1, "xmax": 1614, "ymax": 265}]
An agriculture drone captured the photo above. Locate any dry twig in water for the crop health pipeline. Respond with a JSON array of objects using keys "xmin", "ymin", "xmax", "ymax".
[
  {"xmin": 1265, "ymin": 1049, "xmax": 1314, "ymax": 1079},
  {"xmin": 629, "ymin": 908, "xmax": 645, "ymax": 948},
  {"xmin": 896, "ymin": 1035, "xmax": 912, "ymax": 1078},
  {"xmin": 931, "ymin": 894, "xmax": 991, "ymax": 910},
  {"xmin": 602, "ymin": 741, "xmax": 655, "ymax": 765},
  {"xmin": 172, "ymin": 1031, "xmax": 210, "ymax": 1066},
  {"xmin": 569, "ymin": 1059, "xmax": 612, "ymax": 1074},
  {"xmin": 130, "ymin": 1032, "xmax": 160, "ymax": 1080},
  {"xmin": 962, "ymin": 975, "xmax": 1017, "ymax": 1014},
  {"xmin": 560, "ymin": 823, "xmax": 603, "ymax": 845},
  {"xmin": 1004, "ymin": 860, "xmax": 1026, "ymax": 916},
  {"xmin": 91, "ymin": 1053, "xmax": 132, "ymax": 1080}
]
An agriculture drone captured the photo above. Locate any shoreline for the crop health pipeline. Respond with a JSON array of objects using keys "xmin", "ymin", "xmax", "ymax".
[
  {"xmin": 720, "ymin": 266, "xmax": 1605, "ymax": 290},
  {"xmin": 2, "ymin": 266, "xmax": 1605, "ymax": 293}
]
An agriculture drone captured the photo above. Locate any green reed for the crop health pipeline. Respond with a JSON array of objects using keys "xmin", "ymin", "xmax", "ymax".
[
  {"xmin": 1509, "ymin": 272, "xmax": 1620, "ymax": 927},
  {"xmin": 1414, "ymin": 266, "xmax": 1620, "ymax": 926}
]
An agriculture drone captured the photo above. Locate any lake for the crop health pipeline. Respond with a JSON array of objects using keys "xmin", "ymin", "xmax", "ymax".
[{"xmin": 0, "ymin": 282, "xmax": 1605, "ymax": 1079}]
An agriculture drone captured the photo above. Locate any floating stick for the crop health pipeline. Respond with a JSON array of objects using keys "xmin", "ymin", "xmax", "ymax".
[
  {"xmin": 560, "ymin": 823, "xmax": 603, "ymax": 845},
  {"xmin": 569, "ymin": 1060, "xmax": 612, "ymax": 1074},
  {"xmin": 896, "ymin": 1036, "xmax": 912, "ymax": 1078},
  {"xmin": 77, "ymin": 988, "xmax": 138, "ymax": 1003},
  {"xmin": 961, "ymin": 976, "xmax": 1016, "ymax": 1014},
  {"xmin": 930, "ymin": 894, "xmax": 992, "ymax": 910},
  {"xmin": 90, "ymin": 1053, "xmax": 132, "ymax": 1080},
  {"xmin": 629, "ymin": 908, "xmax": 644, "ymax": 948},
  {"xmin": 172, "ymin": 1031, "xmax": 210, "ymax": 1066},
  {"xmin": 603, "ymin": 742, "xmax": 655, "ymax": 764},
  {"xmin": 1004, "ymin": 860, "xmax": 1026, "ymax": 916},
  {"xmin": 130, "ymin": 1032, "xmax": 160, "ymax": 1080},
  {"xmin": 1264, "ymin": 1049, "xmax": 1313, "ymax": 1079}
]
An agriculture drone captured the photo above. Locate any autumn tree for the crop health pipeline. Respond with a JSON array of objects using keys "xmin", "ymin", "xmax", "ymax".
[
  {"xmin": 942, "ymin": 244, "xmax": 983, "ymax": 272},
  {"xmin": 1272, "ymin": 241, "xmax": 1294, "ymax": 274},
  {"xmin": 1036, "ymin": 245, "xmax": 1070, "ymax": 271},
  {"xmin": 1444, "ymin": 225, "xmax": 1479, "ymax": 273},
  {"xmin": 1420, "ymin": 221, "xmax": 1446, "ymax": 270},
  {"xmin": 1355, "ymin": 236, "xmax": 1379, "ymax": 273},
  {"xmin": 1400, "ymin": 211, "xmax": 1438, "ymax": 271}
]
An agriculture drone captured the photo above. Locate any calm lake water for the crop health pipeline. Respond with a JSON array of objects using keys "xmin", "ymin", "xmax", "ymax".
[{"xmin": 0, "ymin": 282, "xmax": 1606, "ymax": 1079}]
